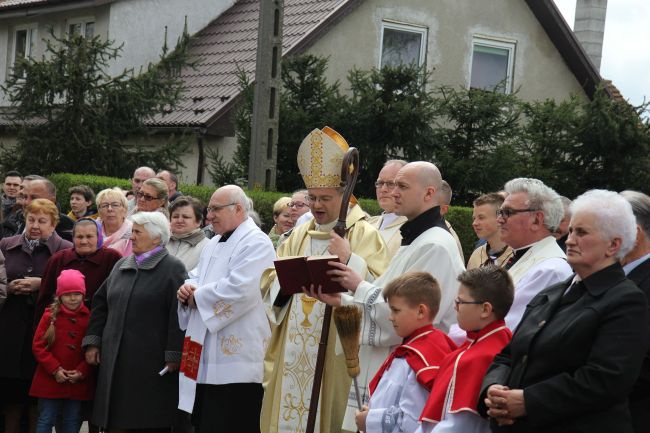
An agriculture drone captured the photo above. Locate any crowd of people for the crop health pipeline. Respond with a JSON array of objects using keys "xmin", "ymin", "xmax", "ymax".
[{"xmin": 0, "ymin": 126, "xmax": 648, "ymax": 433}]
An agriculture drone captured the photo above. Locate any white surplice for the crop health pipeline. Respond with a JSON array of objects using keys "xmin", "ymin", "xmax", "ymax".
[
  {"xmin": 177, "ymin": 217, "xmax": 276, "ymax": 412},
  {"xmin": 448, "ymin": 235, "xmax": 572, "ymax": 345}
]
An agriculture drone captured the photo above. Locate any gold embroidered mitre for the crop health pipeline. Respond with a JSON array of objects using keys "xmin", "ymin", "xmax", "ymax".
[{"xmin": 297, "ymin": 127, "xmax": 349, "ymax": 189}]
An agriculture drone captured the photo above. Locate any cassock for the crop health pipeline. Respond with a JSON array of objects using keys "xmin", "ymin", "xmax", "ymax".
[
  {"xmin": 340, "ymin": 207, "xmax": 466, "ymax": 432},
  {"xmin": 177, "ymin": 217, "xmax": 276, "ymax": 413},
  {"xmin": 260, "ymin": 204, "xmax": 390, "ymax": 433}
]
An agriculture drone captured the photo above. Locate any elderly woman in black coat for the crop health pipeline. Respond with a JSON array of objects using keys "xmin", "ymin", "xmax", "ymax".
[
  {"xmin": 83, "ymin": 211, "xmax": 187, "ymax": 433},
  {"xmin": 481, "ymin": 189, "xmax": 649, "ymax": 433}
]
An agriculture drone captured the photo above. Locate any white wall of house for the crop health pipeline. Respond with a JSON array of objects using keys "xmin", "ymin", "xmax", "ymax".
[
  {"xmin": 105, "ymin": 0, "xmax": 235, "ymax": 77},
  {"xmin": 0, "ymin": 0, "xmax": 235, "ymax": 104},
  {"xmin": 305, "ymin": 0, "xmax": 589, "ymax": 102}
]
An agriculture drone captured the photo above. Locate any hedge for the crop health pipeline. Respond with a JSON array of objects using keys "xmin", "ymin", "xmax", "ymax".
[{"xmin": 49, "ymin": 173, "xmax": 477, "ymax": 262}]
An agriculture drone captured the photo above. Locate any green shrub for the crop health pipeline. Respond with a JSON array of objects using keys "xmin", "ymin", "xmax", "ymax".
[{"xmin": 49, "ymin": 173, "xmax": 475, "ymax": 259}]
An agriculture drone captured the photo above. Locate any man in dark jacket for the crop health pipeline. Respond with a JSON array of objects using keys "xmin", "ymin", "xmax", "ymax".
[{"xmin": 621, "ymin": 190, "xmax": 650, "ymax": 433}]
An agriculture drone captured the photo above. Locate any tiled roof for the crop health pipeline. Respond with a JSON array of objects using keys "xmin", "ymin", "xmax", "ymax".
[
  {"xmin": 0, "ymin": 0, "xmax": 81, "ymax": 11},
  {"xmin": 148, "ymin": 0, "xmax": 355, "ymax": 128}
]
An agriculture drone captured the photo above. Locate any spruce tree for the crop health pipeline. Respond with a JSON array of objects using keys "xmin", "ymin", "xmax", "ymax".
[{"xmin": 1, "ymin": 28, "xmax": 193, "ymax": 177}]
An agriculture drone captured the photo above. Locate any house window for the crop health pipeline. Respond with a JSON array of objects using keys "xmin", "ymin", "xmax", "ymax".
[
  {"xmin": 12, "ymin": 24, "xmax": 37, "ymax": 77},
  {"xmin": 470, "ymin": 37, "xmax": 516, "ymax": 93},
  {"xmin": 380, "ymin": 21, "xmax": 427, "ymax": 68},
  {"xmin": 68, "ymin": 18, "xmax": 95, "ymax": 38}
]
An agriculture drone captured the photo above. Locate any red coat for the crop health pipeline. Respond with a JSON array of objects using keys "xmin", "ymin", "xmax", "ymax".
[{"xmin": 30, "ymin": 304, "xmax": 95, "ymax": 400}]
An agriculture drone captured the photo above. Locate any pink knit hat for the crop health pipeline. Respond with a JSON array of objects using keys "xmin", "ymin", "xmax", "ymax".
[{"xmin": 56, "ymin": 269, "xmax": 86, "ymax": 297}]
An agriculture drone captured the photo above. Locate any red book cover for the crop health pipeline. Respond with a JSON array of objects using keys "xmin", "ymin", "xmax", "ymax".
[
  {"xmin": 274, "ymin": 256, "xmax": 310, "ymax": 296},
  {"xmin": 274, "ymin": 255, "xmax": 346, "ymax": 295},
  {"xmin": 306, "ymin": 255, "xmax": 345, "ymax": 294}
]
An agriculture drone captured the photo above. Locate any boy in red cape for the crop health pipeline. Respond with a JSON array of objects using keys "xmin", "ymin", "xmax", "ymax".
[
  {"xmin": 355, "ymin": 272, "xmax": 457, "ymax": 433},
  {"xmin": 417, "ymin": 265, "xmax": 514, "ymax": 433}
]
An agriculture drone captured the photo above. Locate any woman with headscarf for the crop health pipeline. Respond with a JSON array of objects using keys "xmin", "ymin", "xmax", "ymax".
[
  {"xmin": 482, "ymin": 190, "xmax": 649, "ymax": 433},
  {"xmin": 96, "ymin": 188, "xmax": 132, "ymax": 257},
  {"xmin": 82, "ymin": 211, "xmax": 186, "ymax": 432},
  {"xmin": 34, "ymin": 218, "xmax": 122, "ymax": 327},
  {"xmin": 167, "ymin": 196, "xmax": 208, "ymax": 271},
  {"xmin": 0, "ymin": 199, "xmax": 72, "ymax": 433}
]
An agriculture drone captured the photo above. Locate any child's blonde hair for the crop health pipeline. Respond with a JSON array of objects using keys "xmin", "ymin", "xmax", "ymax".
[{"xmin": 43, "ymin": 298, "xmax": 61, "ymax": 349}]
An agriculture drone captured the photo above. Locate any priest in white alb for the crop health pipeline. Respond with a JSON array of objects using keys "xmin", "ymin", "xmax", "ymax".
[
  {"xmin": 314, "ymin": 161, "xmax": 466, "ymax": 432},
  {"xmin": 260, "ymin": 127, "xmax": 390, "ymax": 433},
  {"xmin": 176, "ymin": 185, "xmax": 276, "ymax": 433}
]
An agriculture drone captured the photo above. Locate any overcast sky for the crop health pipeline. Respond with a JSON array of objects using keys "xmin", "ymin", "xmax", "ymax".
[{"xmin": 553, "ymin": 0, "xmax": 649, "ymax": 107}]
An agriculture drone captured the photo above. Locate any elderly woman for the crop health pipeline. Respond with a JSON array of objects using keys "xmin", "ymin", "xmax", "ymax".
[
  {"xmin": 96, "ymin": 187, "xmax": 132, "ymax": 257},
  {"xmin": 82, "ymin": 211, "xmax": 186, "ymax": 432},
  {"xmin": 482, "ymin": 189, "xmax": 649, "ymax": 433},
  {"xmin": 135, "ymin": 178, "xmax": 169, "ymax": 218},
  {"xmin": 34, "ymin": 218, "xmax": 123, "ymax": 325},
  {"xmin": 167, "ymin": 196, "xmax": 208, "ymax": 271},
  {"xmin": 0, "ymin": 199, "xmax": 71, "ymax": 433},
  {"xmin": 268, "ymin": 196, "xmax": 294, "ymax": 247}
]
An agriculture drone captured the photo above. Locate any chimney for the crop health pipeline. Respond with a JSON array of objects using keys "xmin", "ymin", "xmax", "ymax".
[{"xmin": 574, "ymin": 0, "xmax": 608, "ymax": 71}]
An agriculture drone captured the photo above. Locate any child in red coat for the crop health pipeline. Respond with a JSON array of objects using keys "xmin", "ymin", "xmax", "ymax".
[{"xmin": 30, "ymin": 269, "xmax": 94, "ymax": 433}]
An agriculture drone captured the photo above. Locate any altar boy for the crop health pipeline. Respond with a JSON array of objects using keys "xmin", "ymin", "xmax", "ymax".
[
  {"xmin": 417, "ymin": 266, "xmax": 514, "ymax": 433},
  {"xmin": 355, "ymin": 272, "xmax": 456, "ymax": 433}
]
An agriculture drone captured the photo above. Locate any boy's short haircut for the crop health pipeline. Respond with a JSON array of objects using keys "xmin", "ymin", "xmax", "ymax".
[
  {"xmin": 457, "ymin": 265, "xmax": 514, "ymax": 320},
  {"xmin": 473, "ymin": 192, "xmax": 505, "ymax": 208},
  {"xmin": 382, "ymin": 271, "xmax": 441, "ymax": 320},
  {"xmin": 68, "ymin": 185, "xmax": 95, "ymax": 202}
]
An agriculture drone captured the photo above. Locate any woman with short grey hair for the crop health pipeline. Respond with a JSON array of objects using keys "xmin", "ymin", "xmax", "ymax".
[
  {"xmin": 83, "ymin": 211, "xmax": 186, "ymax": 432},
  {"xmin": 483, "ymin": 189, "xmax": 647, "ymax": 433}
]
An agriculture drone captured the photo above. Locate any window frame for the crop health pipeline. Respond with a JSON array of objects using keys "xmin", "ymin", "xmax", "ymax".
[
  {"xmin": 469, "ymin": 35, "xmax": 517, "ymax": 94},
  {"xmin": 11, "ymin": 23, "xmax": 38, "ymax": 78},
  {"xmin": 378, "ymin": 20, "xmax": 428, "ymax": 69},
  {"xmin": 66, "ymin": 16, "xmax": 96, "ymax": 39}
]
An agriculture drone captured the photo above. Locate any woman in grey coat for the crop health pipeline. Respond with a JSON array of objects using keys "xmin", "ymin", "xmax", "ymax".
[{"xmin": 83, "ymin": 212, "xmax": 187, "ymax": 432}]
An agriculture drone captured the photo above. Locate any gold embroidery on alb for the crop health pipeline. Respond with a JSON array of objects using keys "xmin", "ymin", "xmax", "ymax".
[
  {"xmin": 213, "ymin": 300, "xmax": 233, "ymax": 318},
  {"xmin": 220, "ymin": 335, "xmax": 242, "ymax": 355}
]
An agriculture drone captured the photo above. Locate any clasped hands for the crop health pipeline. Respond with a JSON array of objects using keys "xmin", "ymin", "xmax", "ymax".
[
  {"xmin": 177, "ymin": 283, "xmax": 197, "ymax": 308},
  {"xmin": 484, "ymin": 385, "xmax": 526, "ymax": 426},
  {"xmin": 8, "ymin": 277, "xmax": 41, "ymax": 295},
  {"xmin": 53, "ymin": 367, "xmax": 84, "ymax": 384}
]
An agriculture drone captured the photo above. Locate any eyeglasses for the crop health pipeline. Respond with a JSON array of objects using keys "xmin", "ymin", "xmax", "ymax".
[
  {"xmin": 288, "ymin": 202, "xmax": 308, "ymax": 209},
  {"xmin": 496, "ymin": 208, "xmax": 539, "ymax": 220},
  {"xmin": 207, "ymin": 203, "xmax": 236, "ymax": 213},
  {"xmin": 454, "ymin": 297, "xmax": 484, "ymax": 308},
  {"xmin": 136, "ymin": 191, "xmax": 160, "ymax": 202},
  {"xmin": 99, "ymin": 202, "xmax": 123, "ymax": 210},
  {"xmin": 374, "ymin": 180, "xmax": 396, "ymax": 189}
]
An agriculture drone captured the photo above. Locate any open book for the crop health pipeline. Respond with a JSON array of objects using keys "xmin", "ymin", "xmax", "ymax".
[{"xmin": 274, "ymin": 255, "xmax": 345, "ymax": 296}]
